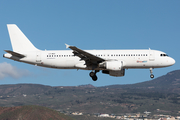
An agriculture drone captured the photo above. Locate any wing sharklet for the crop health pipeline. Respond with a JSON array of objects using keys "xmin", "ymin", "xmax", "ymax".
[{"xmin": 65, "ymin": 44, "xmax": 70, "ymax": 49}]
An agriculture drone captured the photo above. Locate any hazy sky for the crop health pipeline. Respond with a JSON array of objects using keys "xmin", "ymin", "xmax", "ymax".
[{"xmin": 0, "ymin": 1, "xmax": 179, "ymax": 86}]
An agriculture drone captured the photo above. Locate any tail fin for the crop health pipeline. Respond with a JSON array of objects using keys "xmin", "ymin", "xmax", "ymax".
[{"xmin": 7, "ymin": 24, "xmax": 39, "ymax": 52}]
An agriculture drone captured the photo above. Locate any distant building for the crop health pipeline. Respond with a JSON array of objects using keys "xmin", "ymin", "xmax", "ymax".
[
  {"xmin": 72, "ymin": 112, "xmax": 83, "ymax": 115},
  {"xmin": 99, "ymin": 114, "xmax": 109, "ymax": 117},
  {"xmin": 144, "ymin": 111, "xmax": 151, "ymax": 115},
  {"xmin": 23, "ymin": 94, "xmax": 27, "ymax": 97}
]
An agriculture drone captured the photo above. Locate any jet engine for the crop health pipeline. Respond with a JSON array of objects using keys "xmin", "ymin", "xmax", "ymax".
[
  {"xmin": 99, "ymin": 61, "xmax": 123, "ymax": 71},
  {"xmin": 99, "ymin": 61, "xmax": 125, "ymax": 77}
]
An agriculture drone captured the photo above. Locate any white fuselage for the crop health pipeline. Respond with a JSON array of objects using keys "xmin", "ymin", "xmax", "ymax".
[
  {"xmin": 4, "ymin": 24, "xmax": 175, "ymax": 80},
  {"xmin": 6, "ymin": 49, "xmax": 175, "ymax": 70}
]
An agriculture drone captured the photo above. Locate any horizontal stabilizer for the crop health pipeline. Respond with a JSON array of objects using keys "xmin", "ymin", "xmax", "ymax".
[{"xmin": 4, "ymin": 50, "xmax": 25, "ymax": 58}]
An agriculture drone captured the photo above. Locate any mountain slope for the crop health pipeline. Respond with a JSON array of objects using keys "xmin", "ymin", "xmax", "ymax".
[
  {"xmin": 0, "ymin": 105, "xmax": 74, "ymax": 120},
  {"xmin": 0, "ymin": 84, "xmax": 53, "ymax": 96},
  {"xmin": 0, "ymin": 70, "xmax": 180, "ymax": 115},
  {"xmin": 107, "ymin": 70, "xmax": 180, "ymax": 93}
]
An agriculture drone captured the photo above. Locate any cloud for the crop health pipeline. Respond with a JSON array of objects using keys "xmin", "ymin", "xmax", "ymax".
[{"xmin": 0, "ymin": 62, "xmax": 30, "ymax": 79}]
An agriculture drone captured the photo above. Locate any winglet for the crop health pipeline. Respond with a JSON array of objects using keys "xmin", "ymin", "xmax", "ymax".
[{"xmin": 65, "ymin": 44, "xmax": 70, "ymax": 49}]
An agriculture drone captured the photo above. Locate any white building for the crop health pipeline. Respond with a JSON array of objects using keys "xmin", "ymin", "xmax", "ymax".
[{"xmin": 99, "ymin": 114, "xmax": 109, "ymax": 117}]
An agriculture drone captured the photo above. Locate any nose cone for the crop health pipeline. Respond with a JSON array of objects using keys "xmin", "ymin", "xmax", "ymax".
[{"xmin": 170, "ymin": 57, "xmax": 175, "ymax": 66}]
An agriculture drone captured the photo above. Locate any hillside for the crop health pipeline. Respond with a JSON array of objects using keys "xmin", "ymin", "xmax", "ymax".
[
  {"xmin": 107, "ymin": 70, "xmax": 180, "ymax": 93},
  {"xmin": 0, "ymin": 84, "xmax": 53, "ymax": 96},
  {"xmin": 0, "ymin": 105, "xmax": 73, "ymax": 120},
  {"xmin": 0, "ymin": 70, "xmax": 180, "ymax": 115}
]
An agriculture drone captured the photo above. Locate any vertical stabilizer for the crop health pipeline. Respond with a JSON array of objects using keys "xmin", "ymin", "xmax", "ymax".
[{"xmin": 7, "ymin": 24, "xmax": 39, "ymax": 52}]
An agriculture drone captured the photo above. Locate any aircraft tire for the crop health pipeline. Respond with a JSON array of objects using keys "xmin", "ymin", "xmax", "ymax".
[
  {"xmin": 150, "ymin": 74, "xmax": 154, "ymax": 78},
  {"xmin": 92, "ymin": 75, "xmax": 98, "ymax": 81},
  {"xmin": 89, "ymin": 72, "xmax": 95, "ymax": 77}
]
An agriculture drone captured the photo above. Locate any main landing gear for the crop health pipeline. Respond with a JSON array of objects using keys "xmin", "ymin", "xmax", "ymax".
[
  {"xmin": 150, "ymin": 68, "xmax": 154, "ymax": 78},
  {"xmin": 89, "ymin": 70, "xmax": 99, "ymax": 81}
]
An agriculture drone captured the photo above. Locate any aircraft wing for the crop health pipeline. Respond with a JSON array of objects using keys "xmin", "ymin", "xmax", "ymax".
[{"xmin": 65, "ymin": 44, "xmax": 105, "ymax": 65}]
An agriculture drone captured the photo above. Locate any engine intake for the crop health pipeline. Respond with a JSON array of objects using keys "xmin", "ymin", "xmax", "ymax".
[{"xmin": 99, "ymin": 61, "xmax": 123, "ymax": 71}]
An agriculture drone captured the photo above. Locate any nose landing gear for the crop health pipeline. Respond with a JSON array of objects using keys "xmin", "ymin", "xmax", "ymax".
[
  {"xmin": 89, "ymin": 70, "xmax": 99, "ymax": 81},
  {"xmin": 150, "ymin": 68, "xmax": 154, "ymax": 78}
]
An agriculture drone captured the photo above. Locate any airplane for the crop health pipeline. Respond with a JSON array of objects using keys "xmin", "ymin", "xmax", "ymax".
[{"xmin": 3, "ymin": 24, "xmax": 175, "ymax": 81}]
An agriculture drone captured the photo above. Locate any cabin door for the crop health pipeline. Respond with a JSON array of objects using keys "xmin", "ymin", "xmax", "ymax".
[
  {"xmin": 36, "ymin": 52, "xmax": 41, "ymax": 62},
  {"xmin": 149, "ymin": 49, "xmax": 155, "ymax": 61}
]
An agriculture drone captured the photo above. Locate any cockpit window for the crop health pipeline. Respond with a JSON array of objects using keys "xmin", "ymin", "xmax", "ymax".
[{"xmin": 160, "ymin": 54, "xmax": 168, "ymax": 57}]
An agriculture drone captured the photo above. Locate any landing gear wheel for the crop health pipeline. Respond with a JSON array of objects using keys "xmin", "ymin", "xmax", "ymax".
[
  {"xmin": 150, "ymin": 74, "xmax": 154, "ymax": 78},
  {"xmin": 149, "ymin": 68, "xmax": 154, "ymax": 79},
  {"xmin": 89, "ymin": 72, "xmax": 95, "ymax": 77},
  {"xmin": 89, "ymin": 71, "xmax": 99, "ymax": 81},
  {"xmin": 92, "ymin": 75, "xmax": 98, "ymax": 81}
]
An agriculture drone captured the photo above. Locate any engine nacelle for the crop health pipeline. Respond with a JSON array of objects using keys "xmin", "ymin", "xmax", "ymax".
[
  {"xmin": 102, "ymin": 69, "xmax": 125, "ymax": 77},
  {"xmin": 99, "ymin": 61, "xmax": 123, "ymax": 71}
]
